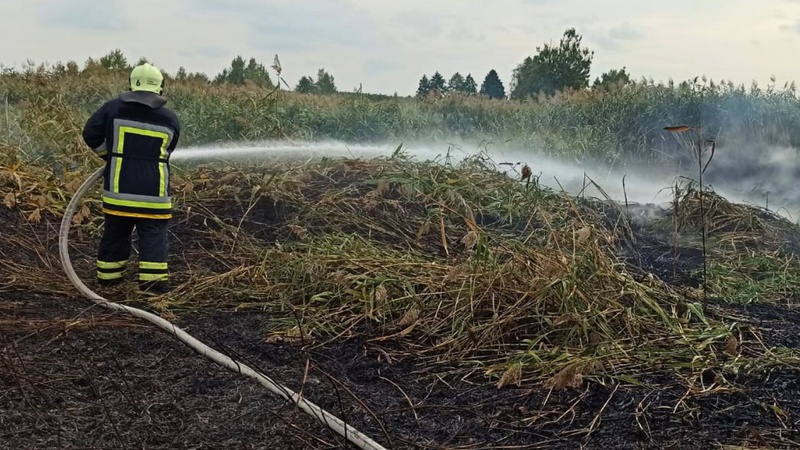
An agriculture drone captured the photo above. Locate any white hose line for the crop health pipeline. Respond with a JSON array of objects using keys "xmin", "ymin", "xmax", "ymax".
[{"xmin": 58, "ymin": 167, "xmax": 389, "ymax": 450}]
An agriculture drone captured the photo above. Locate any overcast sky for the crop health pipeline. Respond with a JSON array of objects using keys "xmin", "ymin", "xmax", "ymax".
[{"xmin": 2, "ymin": 0, "xmax": 799, "ymax": 96}]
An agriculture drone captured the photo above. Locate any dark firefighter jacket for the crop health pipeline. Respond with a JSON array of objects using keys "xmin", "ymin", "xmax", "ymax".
[{"xmin": 82, "ymin": 91, "xmax": 181, "ymax": 219}]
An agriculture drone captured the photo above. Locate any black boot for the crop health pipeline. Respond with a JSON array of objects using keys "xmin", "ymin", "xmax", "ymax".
[
  {"xmin": 139, "ymin": 280, "xmax": 171, "ymax": 294},
  {"xmin": 98, "ymin": 278, "xmax": 124, "ymax": 287}
]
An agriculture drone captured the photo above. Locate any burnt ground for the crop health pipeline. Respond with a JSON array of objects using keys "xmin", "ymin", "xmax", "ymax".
[
  {"xmin": 1, "ymin": 180, "xmax": 800, "ymax": 449},
  {"xmin": 2, "ymin": 291, "xmax": 800, "ymax": 450}
]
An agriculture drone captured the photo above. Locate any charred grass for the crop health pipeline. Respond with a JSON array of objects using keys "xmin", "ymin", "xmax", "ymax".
[{"xmin": 1, "ymin": 151, "xmax": 800, "ymax": 448}]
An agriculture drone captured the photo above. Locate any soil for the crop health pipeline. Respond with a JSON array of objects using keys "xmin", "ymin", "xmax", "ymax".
[
  {"xmin": 2, "ymin": 175, "xmax": 800, "ymax": 449},
  {"xmin": 2, "ymin": 291, "xmax": 799, "ymax": 450}
]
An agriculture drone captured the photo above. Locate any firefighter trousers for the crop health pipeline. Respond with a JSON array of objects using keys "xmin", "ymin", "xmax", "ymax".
[{"xmin": 96, "ymin": 214, "xmax": 169, "ymax": 287}]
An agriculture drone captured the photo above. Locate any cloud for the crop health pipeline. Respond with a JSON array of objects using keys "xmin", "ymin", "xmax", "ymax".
[
  {"xmin": 395, "ymin": 11, "xmax": 444, "ymax": 39},
  {"xmin": 37, "ymin": 0, "xmax": 130, "ymax": 31},
  {"xmin": 365, "ymin": 59, "xmax": 401, "ymax": 75},
  {"xmin": 780, "ymin": 20, "xmax": 800, "ymax": 33},
  {"xmin": 188, "ymin": 0, "xmax": 385, "ymax": 52},
  {"xmin": 446, "ymin": 24, "xmax": 486, "ymax": 42},
  {"xmin": 590, "ymin": 22, "xmax": 644, "ymax": 51},
  {"xmin": 592, "ymin": 35, "xmax": 622, "ymax": 51},
  {"xmin": 608, "ymin": 23, "xmax": 644, "ymax": 41},
  {"xmin": 177, "ymin": 47, "xmax": 229, "ymax": 59}
]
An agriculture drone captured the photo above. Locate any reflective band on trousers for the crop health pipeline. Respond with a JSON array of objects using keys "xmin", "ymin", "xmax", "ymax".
[
  {"xmin": 139, "ymin": 272, "xmax": 169, "ymax": 281},
  {"xmin": 139, "ymin": 261, "xmax": 168, "ymax": 281},
  {"xmin": 97, "ymin": 271, "xmax": 124, "ymax": 280},
  {"xmin": 97, "ymin": 260, "xmax": 128, "ymax": 269},
  {"xmin": 97, "ymin": 260, "xmax": 127, "ymax": 280}
]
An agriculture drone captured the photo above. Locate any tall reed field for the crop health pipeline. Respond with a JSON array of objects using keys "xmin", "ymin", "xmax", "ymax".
[{"xmin": 2, "ymin": 64, "xmax": 800, "ymax": 169}]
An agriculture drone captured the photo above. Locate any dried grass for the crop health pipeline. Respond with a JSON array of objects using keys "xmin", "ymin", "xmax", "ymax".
[{"xmin": 2, "ymin": 151, "xmax": 799, "ymax": 389}]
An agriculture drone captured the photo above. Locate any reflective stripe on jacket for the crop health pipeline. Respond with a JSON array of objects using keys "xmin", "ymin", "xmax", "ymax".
[{"xmin": 82, "ymin": 91, "xmax": 181, "ymax": 219}]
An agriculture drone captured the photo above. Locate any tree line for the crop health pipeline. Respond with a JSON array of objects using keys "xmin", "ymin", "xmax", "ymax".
[
  {"xmin": 9, "ymin": 27, "xmax": 631, "ymax": 100},
  {"xmin": 415, "ymin": 28, "xmax": 631, "ymax": 100},
  {"xmin": 210, "ymin": 28, "xmax": 629, "ymax": 100},
  {"xmin": 416, "ymin": 70, "xmax": 505, "ymax": 99}
]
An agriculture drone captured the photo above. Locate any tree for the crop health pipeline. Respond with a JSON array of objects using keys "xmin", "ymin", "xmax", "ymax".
[
  {"xmin": 293, "ymin": 70, "xmax": 336, "ymax": 94},
  {"xmin": 296, "ymin": 75, "xmax": 316, "ymax": 93},
  {"xmin": 315, "ymin": 68, "xmax": 336, "ymax": 94},
  {"xmin": 428, "ymin": 71, "xmax": 446, "ymax": 95},
  {"xmin": 214, "ymin": 56, "xmax": 245, "ymax": 85},
  {"xmin": 229, "ymin": 56, "xmax": 246, "ymax": 85},
  {"xmin": 464, "ymin": 74, "xmax": 478, "ymax": 95},
  {"xmin": 448, "ymin": 72, "xmax": 466, "ymax": 93},
  {"xmin": 186, "ymin": 72, "xmax": 210, "ymax": 84},
  {"xmin": 51, "ymin": 62, "xmax": 66, "ymax": 75},
  {"xmin": 214, "ymin": 56, "xmax": 273, "ymax": 87},
  {"xmin": 416, "ymin": 75, "xmax": 430, "ymax": 97},
  {"xmin": 99, "ymin": 49, "xmax": 129, "ymax": 71},
  {"xmin": 213, "ymin": 70, "xmax": 227, "ymax": 85},
  {"xmin": 592, "ymin": 67, "xmax": 632, "ymax": 90},
  {"xmin": 65, "ymin": 61, "xmax": 79, "ymax": 76},
  {"xmin": 175, "ymin": 67, "xmax": 187, "ymax": 81},
  {"xmin": 82, "ymin": 57, "xmax": 105, "ymax": 75},
  {"xmin": 480, "ymin": 69, "xmax": 505, "ymax": 99},
  {"xmin": 510, "ymin": 28, "xmax": 594, "ymax": 99},
  {"xmin": 243, "ymin": 57, "xmax": 273, "ymax": 87}
]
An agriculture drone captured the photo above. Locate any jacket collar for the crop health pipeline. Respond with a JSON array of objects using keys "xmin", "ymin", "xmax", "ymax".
[{"xmin": 119, "ymin": 91, "xmax": 168, "ymax": 109}]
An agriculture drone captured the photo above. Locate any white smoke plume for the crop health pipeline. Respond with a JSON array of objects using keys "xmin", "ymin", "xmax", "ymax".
[{"xmin": 172, "ymin": 138, "xmax": 800, "ymax": 222}]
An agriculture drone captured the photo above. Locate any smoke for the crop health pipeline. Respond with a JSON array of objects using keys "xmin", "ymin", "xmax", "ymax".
[
  {"xmin": 701, "ymin": 144, "xmax": 800, "ymax": 220},
  {"xmin": 172, "ymin": 138, "xmax": 800, "ymax": 222}
]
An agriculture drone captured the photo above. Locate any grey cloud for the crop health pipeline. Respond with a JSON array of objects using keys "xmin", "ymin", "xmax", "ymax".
[
  {"xmin": 590, "ymin": 22, "xmax": 643, "ymax": 51},
  {"xmin": 395, "ymin": 12, "xmax": 444, "ymax": 39},
  {"xmin": 592, "ymin": 35, "xmax": 622, "ymax": 51},
  {"xmin": 609, "ymin": 23, "xmax": 644, "ymax": 40},
  {"xmin": 189, "ymin": 0, "xmax": 385, "ymax": 52},
  {"xmin": 365, "ymin": 59, "xmax": 401, "ymax": 75},
  {"xmin": 37, "ymin": 0, "xmax": 129, "ymax": 31},
  {"xmin": 780, "ymin": 20, "xmax": 800, "ymax": 33},
  {"xmin": 511, "ymin": 14, "xmax": 599, "ymax": 39},
  {"xmin": 447, "ymin": 24, "xmax": 486, "ymax": 42},
  {"xmin": 178, "ymin": 47, "xmax": 228, "ymax": 59},
  {"xmin": 770, "ymin": 9, "xmax": 788, "ymax": 19}
]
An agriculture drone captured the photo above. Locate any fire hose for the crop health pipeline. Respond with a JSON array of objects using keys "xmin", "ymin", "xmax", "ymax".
[{"xmin": 58, "ymin": 167, "xmax": 388, "ymax": 450}]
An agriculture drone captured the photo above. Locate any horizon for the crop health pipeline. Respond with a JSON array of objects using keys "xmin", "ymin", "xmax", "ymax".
[{"xmin": 2, "ymin": 0, "xmax": 800, "ymax": 96}]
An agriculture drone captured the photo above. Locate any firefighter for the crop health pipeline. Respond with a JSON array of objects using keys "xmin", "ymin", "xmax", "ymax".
[{"xmin": 82, "ymin": 63, "xmax": 181, "ymax": 294}]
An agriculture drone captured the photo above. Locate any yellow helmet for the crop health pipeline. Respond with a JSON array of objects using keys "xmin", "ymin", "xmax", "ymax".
[{"xmin": 130, "ymin": 63, "xmax": 163, "ymax": 94}]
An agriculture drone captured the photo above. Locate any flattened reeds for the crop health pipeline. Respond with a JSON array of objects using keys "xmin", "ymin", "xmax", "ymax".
[{"xmin": 4, "ymin": 152, "xmax": 800, "ymax": 389}]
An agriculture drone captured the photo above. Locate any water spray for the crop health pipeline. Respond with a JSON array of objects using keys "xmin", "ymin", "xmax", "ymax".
[
  {"xmin": 169, "ymin": 142, "xmax": 394, "ymax": 162},
  {"xmin": 59, "ymin": 167, "xmax": 389, "ymax": 450},
  {"xmin": 170, "ymin": 140, "xmax": 800, "ymax": 223}
]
